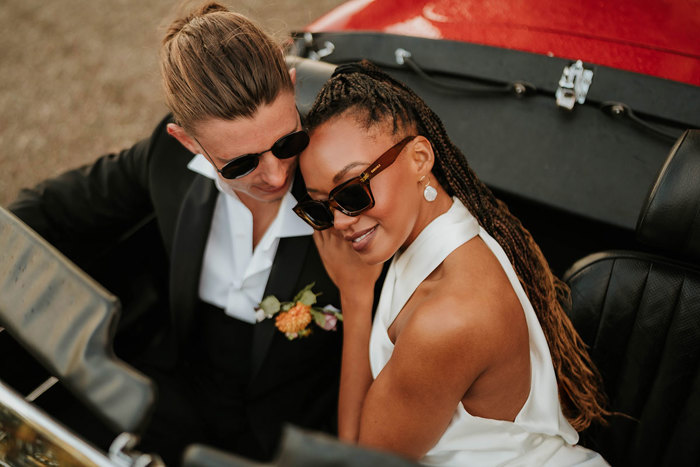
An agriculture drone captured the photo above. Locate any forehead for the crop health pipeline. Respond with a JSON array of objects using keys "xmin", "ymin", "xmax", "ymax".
[
  {"xmin": 300, "ymin": 115, "xmax": 396, "ymax": 190},
  {"xmin": 194, "ymin": 92, "xmax": 298, "ymax": 158}
]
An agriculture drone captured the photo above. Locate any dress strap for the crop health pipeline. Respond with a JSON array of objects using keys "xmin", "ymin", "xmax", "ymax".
[{"xmin": 381, "ymin": 198, "xmax": 480, "ymax": 329}]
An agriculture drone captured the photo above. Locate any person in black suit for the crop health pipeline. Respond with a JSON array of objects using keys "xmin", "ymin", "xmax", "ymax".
[{"xmin": 8, "ymin": 2, "xmax": 344, "ymax": 464}]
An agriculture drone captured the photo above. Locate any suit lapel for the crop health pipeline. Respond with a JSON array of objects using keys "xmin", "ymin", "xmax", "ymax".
[
  {"xmin": 169, "ymin": 175, "xmax": 218, "ymax": 347},
  {"xmin": 250, "ymin": 234, "xmax": 311, "ymax": 379}
]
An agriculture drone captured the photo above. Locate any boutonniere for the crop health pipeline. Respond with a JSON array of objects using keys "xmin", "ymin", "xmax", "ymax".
[{"xmin": 256, "ymin": 282, "xmax": 343, "ymax": 340}]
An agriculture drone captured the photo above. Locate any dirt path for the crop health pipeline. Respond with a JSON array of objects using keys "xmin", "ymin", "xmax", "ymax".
[{"xmin": 0, "ymin": 0, "xmax": 344, "ymax": 206}]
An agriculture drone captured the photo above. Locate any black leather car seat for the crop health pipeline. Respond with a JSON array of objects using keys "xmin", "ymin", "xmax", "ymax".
[
  {"xmin": 0, "ymin": 206, "xmax": 156, "ymax": 435},
  {"xmin": 562, "ymin": 129, "xmax": 700, "ymax": 466}
]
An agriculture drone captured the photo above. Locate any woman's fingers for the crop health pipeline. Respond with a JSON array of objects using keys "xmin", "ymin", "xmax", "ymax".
[{"xmin": 312, "ymin": 229, "xmax": 380, "ymax": 292}]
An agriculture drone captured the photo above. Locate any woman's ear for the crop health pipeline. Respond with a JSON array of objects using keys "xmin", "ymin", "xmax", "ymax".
[
  {"xmin": 410, "ymin": 135, "xmax": 435, "ymax": 177},
  {"xmin": 167, "ymin": 123, "xmax": 200, "ymax": 155}
]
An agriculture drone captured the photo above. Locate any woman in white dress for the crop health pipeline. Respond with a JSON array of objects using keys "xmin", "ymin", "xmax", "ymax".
[{"xmin": 293, "ymin": 61, "xmax": 609, "ymax": 465}]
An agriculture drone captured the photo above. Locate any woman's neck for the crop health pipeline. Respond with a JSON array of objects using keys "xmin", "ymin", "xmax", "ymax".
[{"xmin": 400, "ymin": 186, "xmax": 453, "ymax": 253}]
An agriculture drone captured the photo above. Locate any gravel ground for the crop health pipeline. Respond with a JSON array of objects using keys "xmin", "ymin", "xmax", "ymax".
[{"xmin": 0, "ymin": 0, "xmax": 345, "ymax": 206}]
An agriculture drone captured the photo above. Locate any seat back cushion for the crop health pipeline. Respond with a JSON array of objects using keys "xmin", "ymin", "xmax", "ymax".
[{"xmin": 564, "ymin": 251, "xmax": 700, "ymax": 466}]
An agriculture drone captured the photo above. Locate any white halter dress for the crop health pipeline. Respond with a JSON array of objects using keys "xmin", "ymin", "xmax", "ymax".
[{"xmin": 368, "ymin": 198, "xmax": 608, "ymax": 466}]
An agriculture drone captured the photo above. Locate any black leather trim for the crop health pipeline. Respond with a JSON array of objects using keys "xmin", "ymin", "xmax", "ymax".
[
  {"xmin": 636, "ymin": 129, "xmax": 700, "ymax": 262},
  {"xmin": 295, "ymin": 32, "xmax": 700, "ymax": 128},
  {"xmin": 183, "ymin": 425, "xmax": 421, "ymax": 467},
  {"xmin": 563, "ymin": 249, "xmax": 700, "ymax": 283}
]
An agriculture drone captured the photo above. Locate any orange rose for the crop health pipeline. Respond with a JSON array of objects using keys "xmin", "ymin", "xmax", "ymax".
[{"xmin": 275, "ymin": 301, "xmax": 312, "ymax": 338}]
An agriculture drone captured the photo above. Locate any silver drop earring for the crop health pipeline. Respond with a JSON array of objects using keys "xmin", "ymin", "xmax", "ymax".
[{"xmin": 420, "ymin": 175, "xmax": 437, "ymax": 202}]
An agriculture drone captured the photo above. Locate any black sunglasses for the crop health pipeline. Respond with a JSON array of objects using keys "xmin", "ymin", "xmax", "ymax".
[
  {"xmin": 293, "ymin": 136, "xmax": 415, "ymax": 230},
  {"xmin": 194, "ymin": 129, "xmax": 309, "ymax": 180}
]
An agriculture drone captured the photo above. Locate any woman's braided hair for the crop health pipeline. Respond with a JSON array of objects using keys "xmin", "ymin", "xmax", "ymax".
[{"xmin": 305, "ymin": 60, "xmax": 608, "ymax": 431}]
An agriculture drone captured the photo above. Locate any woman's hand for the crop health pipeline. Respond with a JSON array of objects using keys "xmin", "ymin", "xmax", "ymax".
[
  {"xmin": 313, "ymin": 228, "xmax": 382, "ymax": 297},
  {"xmin": 314, "ymin": 228, "xmax": 381, "ymax": 441}
]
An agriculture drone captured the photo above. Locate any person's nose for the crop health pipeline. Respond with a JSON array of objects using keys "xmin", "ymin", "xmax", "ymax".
[
  {"xmin": 332, "ymin": 208, "xmax": 359, "ymax": 232},
  {"xmin": 258, "ymin": 152, "xmax": 290, "ymax": 187}
]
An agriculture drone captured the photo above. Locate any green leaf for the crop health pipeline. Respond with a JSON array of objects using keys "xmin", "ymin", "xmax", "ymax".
[
  {"xmin": 285, "ymin": 328, "xmax": 311, "ymax": 340},
  {"xmin": 309, "ymin": 308, "xmax": 326, "ymax": 327},
  {"xmin": 258, "ymin": 295, "xmax": 280, "ymax": 317},
  {"xmin": 292, "ymin": 282, "xmax": 316, "ymax": 303},
  {"xmin": 281, "ymin": 301, "xmax": 294, "ymax": 311},
  {"xmin": 298, "ymin": 289, "xmax": 318, "ymax": 307}
]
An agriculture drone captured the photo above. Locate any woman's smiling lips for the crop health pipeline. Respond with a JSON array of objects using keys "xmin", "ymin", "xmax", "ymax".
[{"xmin": 346, "ymin": 225, "xmax": 378, "ymax": 252}]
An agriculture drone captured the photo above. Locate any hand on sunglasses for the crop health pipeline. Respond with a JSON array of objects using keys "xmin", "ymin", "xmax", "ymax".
[
  {"xmin": 196, "ymin": 129, "xmax": 309, "ymax": 180},
  {"xmin": 294, "ymin": 136, "xmax": 415, "ymax": 230}
]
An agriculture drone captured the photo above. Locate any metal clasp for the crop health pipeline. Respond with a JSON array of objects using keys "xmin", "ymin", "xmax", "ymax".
[
  {"xmin": 303, "ymin": 32, "xmax": 335, "ymax": 60},
  {"xmin": 395, "ymin": 48, "xmax": 412, "ymax": 65},
  {"xmin": 109, "ymin": 433, "xmax": 164, "ymax": 467},
  {"xmin": 555, "ymin": 60, "xmax": 593, "ymax": 110}
]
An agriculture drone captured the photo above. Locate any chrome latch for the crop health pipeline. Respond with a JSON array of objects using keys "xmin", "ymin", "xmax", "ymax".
[
  {"xmin": 555, "ymin": 60, "xmax": 593, "ymax": 110},
  {"xmin": 109, "ymin": 433, "xmax": 164, "ymax": 467},
  {"xmin": 395, "ymin": 48, "xmax": 412, "ymax": 65},
  {"xmin": 303, "ymin": 32, "xmax": 335, "ymax": 61}
]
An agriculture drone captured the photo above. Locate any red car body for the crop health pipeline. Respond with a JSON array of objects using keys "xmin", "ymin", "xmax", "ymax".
[{"xmin": 307, "ymin": 0, "xmax": 700, "ymax": 86}]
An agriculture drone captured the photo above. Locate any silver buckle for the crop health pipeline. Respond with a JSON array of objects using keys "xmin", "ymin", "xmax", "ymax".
[
  {"xmin": 556, "ymin": 60, "xmax": 594, "ymax": 110},
  {"xmin": 303, "ymin": 33, "xmax": 335, "ymax": 61}
]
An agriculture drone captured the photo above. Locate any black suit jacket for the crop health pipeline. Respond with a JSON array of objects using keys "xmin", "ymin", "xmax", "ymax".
[{"xmin": 9, "ymin": 114, "xmax": 342, "ymax": 455}]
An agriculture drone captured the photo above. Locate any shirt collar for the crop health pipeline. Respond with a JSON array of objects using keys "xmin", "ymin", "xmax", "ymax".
[
  {"xmin": 187, "ymin": 153, "xmax": 218, "ymax": 179},
  {"xmin": 255, "ymin": 190, "xmax": 310, "ymax": 255},
  {"xmin": 187, "ymin": 154, "xmax": 312, "ymax": 242}
]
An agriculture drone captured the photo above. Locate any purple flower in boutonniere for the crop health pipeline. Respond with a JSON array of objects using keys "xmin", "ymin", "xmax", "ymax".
[
  {"xmin": 255, "ymin": 283, "xmax": 342, "ymax": 340},
  {"xmin": 315, "ymin": 309, "xmax": 340, "ymax": 331}
]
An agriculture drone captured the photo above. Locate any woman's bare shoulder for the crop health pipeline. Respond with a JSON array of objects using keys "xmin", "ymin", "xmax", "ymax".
[
  {"xmin": 396, "ymin": 237, "xmax": 525, "ymax": 366},
  {"xmin": 426, "ymin": 237, "xmax": 521, "ymax": 320}
]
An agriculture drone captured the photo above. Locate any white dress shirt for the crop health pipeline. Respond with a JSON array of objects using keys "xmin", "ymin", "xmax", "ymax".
[{"xmin": 187, "ymin": 154, "xmax": 313, "ymax": 323}]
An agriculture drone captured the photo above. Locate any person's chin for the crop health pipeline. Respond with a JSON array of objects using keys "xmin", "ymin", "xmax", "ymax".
[
  {"xmin": 360, "ymin": 247, "xmax": 392, "ymax": 267},
  {"xmin": 350, "ymin": 226, "xmax": 393, "ymax": 265}
]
